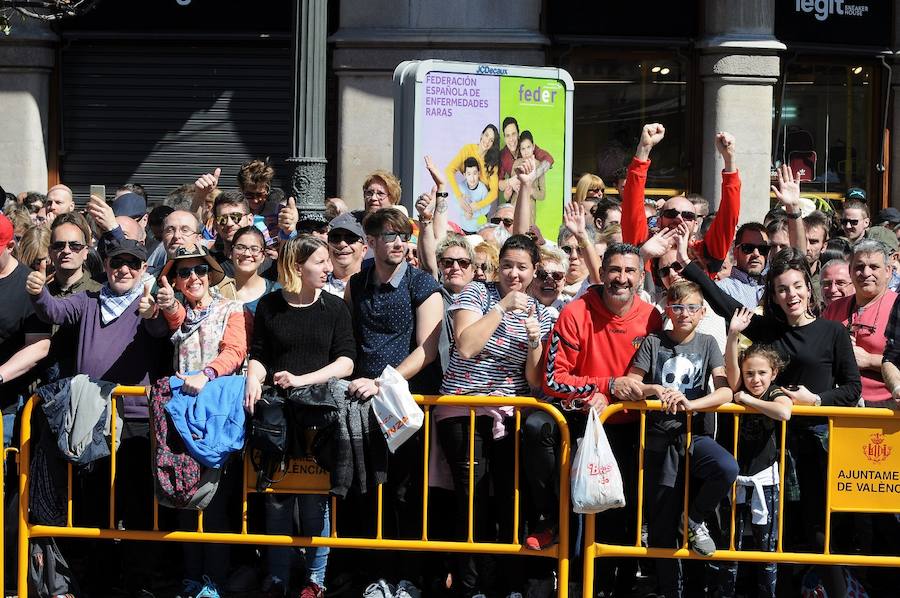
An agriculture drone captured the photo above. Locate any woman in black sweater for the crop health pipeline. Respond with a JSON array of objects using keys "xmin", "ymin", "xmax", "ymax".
[
  {"xmin": 676, "ymin": 240, "xmax": 860, "ymax": 552},
  {"xmin": 246, "ymin": 235, "xmax": 356, "ymax": 597}
]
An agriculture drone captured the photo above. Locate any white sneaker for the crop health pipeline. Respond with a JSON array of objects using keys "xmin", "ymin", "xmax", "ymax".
[
  {"xmin": 395, "ymin": 580, "xmax": 421, "ymax": 598},
  {"xmin": 363, "ymin": 579, "xmax": 395, "ymax": 598}
]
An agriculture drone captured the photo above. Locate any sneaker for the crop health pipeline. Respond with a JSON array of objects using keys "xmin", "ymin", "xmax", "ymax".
[
  {"xmin": 176, "ymin": 579, "xmax": 203, "ymax": 598},
  {"xmin": 194, "ymin": 576, "xmax": 221, "ymax": 598},
  {"xmin": 687, "ymin": 519, "xmax": 716, "ymax": 556},
  {"xmin": 506, "ymin": 593, "xmax": 524, "ymax": 598},
  {"xmin": 300, "ymin": 581, "xmax": 324, "ymax": 598},
  {"xmin": 363, "ymin": 579, "xmax": 395, "ymax": 598},
  {"xmin": 395, "ymin": 580, "xmax": 421, "ymax": 598},
  {"xmin": 524, "ymin": 528, "xmax": 558, "ymax": 551}
]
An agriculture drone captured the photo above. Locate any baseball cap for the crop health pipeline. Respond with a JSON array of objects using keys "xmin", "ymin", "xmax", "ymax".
[
  {"xmin": 298, "ymin": 211, "xmax": 330, "ymax": 226},
  {"xmin": 0, "ymin": 213, "xmax": 13, "ymax": 246},
  {"xmin": 876, "ymin": 207, "xmax": 900, "ymax": 226},
  {"xmin": 329, "ymin": 212, "xmax": 364, "ymax": 238},
  {"xmin": 846, "ymin": 187, "xmax": 867, "ymax": 201},
  {"xmin": 112, "ymin": 192, "xmax": 147, "ymax": 219},
  {"xmin": 105, "ymin": 238, "xmax": 148, "ymax": 262}
]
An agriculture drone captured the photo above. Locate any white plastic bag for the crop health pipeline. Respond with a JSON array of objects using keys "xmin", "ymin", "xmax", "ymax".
[
  {"xmin": 571, "ymin": 407, "xmax": 625, "ymax": 514},
  {"xmin": 372, "ymin": 365, "xmax": 424, "ymax": 453}
]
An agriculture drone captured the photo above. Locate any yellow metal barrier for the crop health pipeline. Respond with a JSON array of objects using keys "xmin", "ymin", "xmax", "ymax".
[
  {"xmin": 17, "ymin": 388, "xmax": 573, "ymax": 597},
  {"xmin": 582, "ymin": 400, "xmax": 900, "ymax": 598}
]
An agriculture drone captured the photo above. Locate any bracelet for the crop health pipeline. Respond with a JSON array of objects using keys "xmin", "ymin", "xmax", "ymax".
[
  {"xmin": 420, "ymin": 219, "xmax": 432, "ymax": 226},
  {"xmin": 528, "ymin": 338, "xmax": 540, "ymax": 350},
  {"xmin": 814, "ymin": 395, "xmax": 822, "ymax": 407},
  {"xmin": 608, "ymin": 377, "xmax": 616, "ymax": 397},
  {"xmin": 785, "ymin": 211, "xmax": 801, "ymax": 220},
  {"xmin": 202, "ymin": 367, "xmax": 218, "ymax": 381},
  {"xmin": 492, "ymin": 303, "xmax": 506, "ymax": 317}
]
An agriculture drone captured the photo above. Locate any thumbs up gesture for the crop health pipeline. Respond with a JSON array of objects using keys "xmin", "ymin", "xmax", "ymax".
[
  {"xmin": 524, "ymin": 303, "xmax": 541, "ymax": 348},
  {"xmin": 278, "ymin": 196, "xmax": 298, "ymax": 235},
  {"xmin": 25, "ymin": 260, "xmax": 47, "ymax": 296},
  {"xmin": 156, "ymin": 276, "xmax": 176, "ymax": 312},
  {"xmin": 138, "ymin": 283, "xmax": 158, "ymax": 319},
  {"xmin": 194, "ymin": 167, "xmax": 221, "ymax": 198}
]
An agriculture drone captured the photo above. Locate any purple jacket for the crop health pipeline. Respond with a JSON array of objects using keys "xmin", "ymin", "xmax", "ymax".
[{"xmin": 31, "ymin": 287, "xmax": 169, "ymax": 418}]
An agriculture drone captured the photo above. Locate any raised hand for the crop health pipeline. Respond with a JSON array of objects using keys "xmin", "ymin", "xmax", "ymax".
[
  {"xmin": 524, "ymin": 304, "xmax": 541, "ymax": 347},
  {"xmin": 674, "ymin": 222, "xmax": 692, "ymax": 264},
  {"xmin": 424, "ymin": 155, "xmax": 448, "ymax": 187},
  {"xmin": 563, "ymin": 201, "xmax": 587, "ymax": 239},
  {"xmin": 87, "ymin": 193, "xmax": 117, "ymax": 233},
  {"xmin": 639, "ymin": 227, "xmax": 678, "ymax": 260},
  {"xmin": 278, "ymin": 197, "xmax": 298, "ymax": 235},
  {"xmin": 729, "ymin": 307, "xmax": 754, "ymax": 336},
  {"xmin": 138, "ymin": 283, "xmax": 158, "ymax": 319},
  {"xmin": 515, "ymin": 158, "xmax": 536, "ymax": 186},
  {"xmin": 771, "ymin": 163, "xmax": 800, "ymax": 212},
  {"xmin": 416, "ymin": 187, "xmax": 435, "ymax": 222},
  {"xmin": 194, "ymin": 167, "xmax": 221, "ymax": 197},
  {"xmin": 636, "ymin": 123, "xmax": 665, "ymax": 160},
  {"xmin": 157, "ymin": 276, "xmax": 176, "ymax": 312},
  {"xmin": 25, "ymin": 259, "xmax": 47, "ymax": 295},
  {"xmin": 715, "ymin": 132, "xmax": 736, "ymax": 165}
]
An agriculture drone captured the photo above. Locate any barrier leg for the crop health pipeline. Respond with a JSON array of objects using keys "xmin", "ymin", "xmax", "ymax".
[
  {"xmin": 581, "ymin": 513, "xmax": 595, "ymax": 598},
  {"xmin": 17, "ymin": 399, "xmax": 34, "ymax": 598}
]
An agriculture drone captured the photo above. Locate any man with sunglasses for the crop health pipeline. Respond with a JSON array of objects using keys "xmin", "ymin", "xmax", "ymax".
[
  {"xmin": 621, "ymin": 123, "xmax": 740, "ymax": 277},
  {"xmin": 323, "ymin": 212, "xmax": 367, "ymax": 298},
  {"xmin": 489, "ymin": 203, "xmax": 515, "ymax": 233},
  {"xmin": 717, "ymin": 222, "xmax": 769, "ymax": 309},
  {"xmin": 840, "ymin": 199, "xmax": 870, "ymax": 244},
  {"xmin": 208, "ymin": 191, "xmax": 253, "ymax": 275}
]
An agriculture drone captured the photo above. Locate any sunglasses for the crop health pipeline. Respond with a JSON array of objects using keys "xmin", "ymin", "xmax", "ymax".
[
  {"xmin": 841, "ymin": 218, "xmax": 860, "ymax": 227},
  {"xmin": 298, "ymin": 222, "xmax": 329, "ymax": 234},
  {"xmin": 439, "ymin": 257, "xmax": 472, "ymax": 269},
  {"xmin": 379, "ymin": 231, "xmax": 411, "ymax": 243},
  {"xmin": 176, "ymin": 264, "xmax": 210, "ymax": 279},
  {"xmin": 216, "ymin": 212, "xmax": 246, "ymax": 226},
  {"xmin": 668, "ymin": 303, "xmax": 703, "ymax": 315},
  {"xmin": 243, "ymin": 190, "xmax": 269, "ymax": 200},
  {"xmin": 658, "ymin": 262, "xmax": 684, "ymax": 278},
  {"xmin": 474, "ymin": 262, "xmax": 493, "ymax": 273},
  {"xmin": 659, "ymin": 208, "xmax": 698, "ymax": 222},
  {"xmin": 536, "ymin": 269, "xmax": 565, "ymax": 283},
  {"xmin": 561, "ymin": 245, "xmax": 581, "ymax": 256},
  {"xmin": 50, "ymin": 241, "xmax": 86, "ymax": 252},
  {"xmin": 490, "ymin": 217, "xmax": 514, "ymax": 227},
  {"xmin": 738, "ymin": 243, "xmax": 771, "ymax": 255},
  {"xmin": 328, "ymin": 231, "xmax": 362, "ymax": 245},
  {"xmin": 109, "ymin": 255, "xmax": 143, "ymax": 270}
]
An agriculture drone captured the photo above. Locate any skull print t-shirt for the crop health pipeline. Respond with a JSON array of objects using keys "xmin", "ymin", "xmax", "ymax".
[{"xmin": 632, "ymin": 331, "xmax": 723, "ymax": 439}]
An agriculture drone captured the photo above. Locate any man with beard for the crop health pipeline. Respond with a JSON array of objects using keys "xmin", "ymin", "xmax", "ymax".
[
  {"xmin": 804, "ymin": 210, "xmax": 830, "ymax": 297},
  {"xmin": 717, "ymin": 222, "xmax": 769, "ymax": 308},
  {"xmin": 540, "ymin": 243, "xmax": 662, "ymax": 596}
]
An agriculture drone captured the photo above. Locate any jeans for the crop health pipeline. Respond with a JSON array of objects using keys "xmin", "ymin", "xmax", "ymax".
[
  {"xmin": 645, "ymin": 434, "xmax": 739, "ymax": 598},
  {"xmin": 716, "ymin": 484, "xmax": 778, "ymax": 598},
  {"xmin": 266, "ymin": 493, "xmax": 330, "ymax": 588}
]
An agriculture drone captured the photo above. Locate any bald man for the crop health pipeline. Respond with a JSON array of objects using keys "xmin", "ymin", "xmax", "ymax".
[
  {"xmin": 116, "ymin": 215, "xmax": 146, "ymax": 244},
  {"xmin": 46, "ymin": 185, "xmax": 75, "ymax": 223}
]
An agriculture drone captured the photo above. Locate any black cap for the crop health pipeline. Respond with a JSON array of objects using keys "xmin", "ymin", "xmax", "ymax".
[{"xmin": 105, "ymin": 238, "xmax": 147, "ymax": 262}]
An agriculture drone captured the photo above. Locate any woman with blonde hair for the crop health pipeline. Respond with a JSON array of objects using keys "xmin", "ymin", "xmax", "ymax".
[
  {"xmin": 473, "ymin": 241, "xmax": 499, "ymax": 283},
  {"xmin": 573, "ymin": 173, "xmax": 605, "ymax": 213},
  {"xmin": 15, "ymin": 224, "xmax": 51, "ymax": 272}
]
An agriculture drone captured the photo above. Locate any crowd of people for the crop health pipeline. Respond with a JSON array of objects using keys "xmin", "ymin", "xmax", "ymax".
[{"xmin": 1, "ymin": 122, "xmax": 899, "ymax": 598}]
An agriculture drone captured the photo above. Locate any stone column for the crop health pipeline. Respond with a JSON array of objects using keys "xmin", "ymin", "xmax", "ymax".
[
  {"xmin": 699, "ymin": 0, "xmax": 784, "ymax": 224},
  {"xmin": 0, "ymin": 17, "xmax": 57, "ymax": 194},
  {"xmin": 287, "ymin": 0, "xmax": 328, "ymax": 212},
  {"xmin": 889, "ymin": 7, "xmax": 900, "ymax": 208}
]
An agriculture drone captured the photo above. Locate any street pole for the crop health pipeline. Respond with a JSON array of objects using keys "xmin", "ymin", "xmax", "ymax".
[{"xmin": 287, "ymin": 0, "xmax": 327, "ymax": 213}]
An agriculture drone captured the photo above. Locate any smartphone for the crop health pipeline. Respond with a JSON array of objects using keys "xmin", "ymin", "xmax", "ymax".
[
  {"xmin": 89, "ymin": 184, "xmax": 106, "ymax": 202},
  {"xmin": 785, "ymin": 384, "xmax": 800, "ymax": 391}
]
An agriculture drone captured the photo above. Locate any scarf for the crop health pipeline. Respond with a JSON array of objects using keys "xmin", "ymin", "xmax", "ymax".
[
  {"xmin": 171, "ymin": 287, "xmax": 222, "ymax": 346},
  {"xmin": 99, "ymin": 283, "xmax": 143, "ymax": 325}
]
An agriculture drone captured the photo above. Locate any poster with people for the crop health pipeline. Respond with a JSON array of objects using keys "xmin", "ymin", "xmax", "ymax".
[{"xmin": 394, "ymin": 61, "xmax": 573, "ymax": 236}]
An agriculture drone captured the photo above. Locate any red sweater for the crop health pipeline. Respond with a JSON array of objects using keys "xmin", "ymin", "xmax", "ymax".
[
  {"xmin": 621, "ymin": 157, "xmax": 741, "ymax": 273},
  {"xmin": 543, "ymin": 288, "xmax": 662, "ymax": 423}
]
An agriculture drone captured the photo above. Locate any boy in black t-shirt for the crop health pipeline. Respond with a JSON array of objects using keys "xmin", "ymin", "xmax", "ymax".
[{"xmin": 627, "ymin": 281, "xmax": 738, "ymax": 597}]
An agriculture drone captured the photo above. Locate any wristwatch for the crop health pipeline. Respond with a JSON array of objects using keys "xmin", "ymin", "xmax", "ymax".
[
  {"xmin": 436, "ymin": 192, "xmax": 449, "ymax": 198},
  {"xmin": 785, "ymin": 211, "xmax": 801, "ymax": 220},
  {"xmin": 202, "ymin": 367, "xmax": 218, "ymax": 381},
  {"xmin": 528, "ymin": 339, "xmax": 540, "ymax": 350}
]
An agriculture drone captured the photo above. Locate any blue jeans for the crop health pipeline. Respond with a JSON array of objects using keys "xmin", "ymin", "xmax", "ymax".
[
  {"xmin": 716, "ymin": 484, "xmax": 779, "ymax": 598},
  {"xmin": 266, "ymin": 493, "xmax": 330, "ymax": 588}
]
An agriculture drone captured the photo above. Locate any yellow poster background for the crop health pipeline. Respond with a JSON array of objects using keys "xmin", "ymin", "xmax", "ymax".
[
  {"xmin": 246, "ymin": 453, "xmax": 331, "ymax": 494},
  {"xmin": 829, "ymin": 417, "xmax": 900, "ymax": 512}
]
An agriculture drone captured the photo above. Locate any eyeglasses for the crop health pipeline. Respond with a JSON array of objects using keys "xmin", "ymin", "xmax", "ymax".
[
  {"xmin": 586, "ymin": 188, "xmax": 604, "ymax": 197},
  {"xmin": 823, "ymin": 279, "xmax": 851, "ymax": 290},
  {"xmin": 379, "ymin": 231, "xmax": 411, "ymax": 243},
  {"xmin": 216, "ymin": 212, "xmax": 246, "ymax": 226},
  {"xmin": 176, "ymin": 264, "xmax": 210, "ymax": 279},
  {"xmin": 841, "ymin": 218, "xmax": 860, "ymax": 227},
  {"xmin": 232, "ymin": 244, "xmax": 263, "ymax": 257},
  {"xmin": 659, "ymin": 208, "xmax": 698, "ymax": 222},
  {"xmin": 364, "ymin": 189, "xmax": 389, "ymax": 200},
  {"xmin": 561, "ymin": 245, "xmax": 581, "ymax": 256},
  {"xmin": 328, "ymin": 231, "xmax": 362, "ymax": 245},
  {"xmin": 738, "ymin": 243, "xmax": 771, "ymax": 255},
  {"xmin": 109, "ymin": 255, "xmax": 143, "ymax": 270},
  {"xmin": 536, "ymin": 269, "xmax": 565, "ymax": 283},
  {"xmin": 658, "ymin": 262, "xmax": 684, "ymax": 278},
  {"xmin": 667, "ymin": 303, "xmax": 703, "ymax": 315},
  {"xmin": 439, "ymin": 257, "xmax": 472, "ymax": 269},
  {"xmin": 847, "ymin": 306, "xmax": 878, "ymax": 337},
  {"xmin": 163, "ymin": 226, "xmax": 199, "ymax": 238},
  {"xmin": 474, "ymin": 262, "xmax": 493, "ymax": 273},
  {"xmin": 298, "ymin": 222, "xmax": 329, "ymax": 234},
  {"xmin": 490, "ymin": 217, "xmax": 514, "ymax": 227},
  {"xmin": 50, "ymin": 241, "xmax": 86, "ymax": 252}
]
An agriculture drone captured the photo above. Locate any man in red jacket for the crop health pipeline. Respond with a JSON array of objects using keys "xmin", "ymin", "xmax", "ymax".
[
  {"xmin": 621, "ymin": 123, "xmax": 741, "ymax": 275},
  {"xmin": 535, "ymin": 243, "xmax": 662, "ymax": 595}
]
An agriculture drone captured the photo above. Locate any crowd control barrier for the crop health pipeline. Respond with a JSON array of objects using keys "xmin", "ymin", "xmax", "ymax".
[
  {"xmin": 582, "ymin": 400, "xmax": 900, "ymax": 598},
  {"xmin": 17, "ymin": 388, "xmax": 572, "ymax": 597}
]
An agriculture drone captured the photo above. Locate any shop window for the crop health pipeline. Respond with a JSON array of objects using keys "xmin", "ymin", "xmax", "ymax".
[{"xmin": 775, "ymin": 62, "xmax": 875, "ymax": 202}]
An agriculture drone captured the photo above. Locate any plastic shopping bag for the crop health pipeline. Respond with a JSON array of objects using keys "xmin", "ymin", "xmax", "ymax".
[
  {"xmin": 372, "ymin": 365, "xmax": 424, "ymax": 453},
  {"xmin": 571, "ymin": 406, "xmax": 625, "ymax": 514}
]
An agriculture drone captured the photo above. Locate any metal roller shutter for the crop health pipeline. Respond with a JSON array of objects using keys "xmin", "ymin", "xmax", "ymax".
[{"xmin": 60, "ymin": 39, "xmax": 293, "ymax": 204}]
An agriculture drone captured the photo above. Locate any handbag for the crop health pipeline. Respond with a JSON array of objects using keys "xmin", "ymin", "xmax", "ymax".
[{"xmin": 249, "ymin": 391, "xmax": 289, "ymax": 491}]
